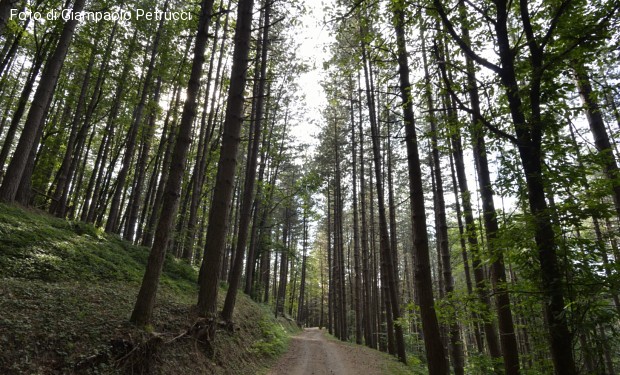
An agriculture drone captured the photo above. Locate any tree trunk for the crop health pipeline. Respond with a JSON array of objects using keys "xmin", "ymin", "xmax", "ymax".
[
  {"xmin": 49, "ymin": 25, "xmax": 101, "ymax": 217},
  {"xmin": 495, "ymin": 1, "xmax": 575, "ymax": 369},
  {"xmin": 357, "ymin": 79, "xmax": 374, "ymax": 349},
  {"xmin": 124, "ymin": 76, "xmax": 162, "ymax": 241},
  {"xmin": 360, "ymin": 23, "xmax": 406, "ymax": 363},
  {"xmin": 0, "ymin": 59, "xmax": 24, "ymax": 146},
  {"xmin": 130, "ymin": 0, "xmax": 215, "ymax": 327},
  {"xmin": 420, "ymin": 23, "xmax": 464, "ymax": 374},
  {"xmin": 182, "ymin": 0, "xmax": 229, "ymax": 260},
  {"xmin": 0, "ymin": 38, "xmax": 49, "ymax": 181},
  {"xmin": 573, "ymin": 60, "xmax": 620, "ymax": 221},
  {"xmin": 349, "ymin": 76, "xmax": 363, "ymax": 345},
  {"xmin": 107, "ymin": 4, "xmax": 167, "ymax": 234},
  {"xmin": 276, "ymin": 214, "xmax": 290, "ymax": 317},
  {"xmin": 0, "ymin": 0, "xmax": 85, "ymax": 203},
  {"xmin": 390, "ymin": 2, "xmax": 448, "ymax": 371},
  {"xmin": 222, "ymin": 0, "xmax": 271, "ymax": 322},
  {"xmin": 297, "ymin": 209, "xmax": 308, "ymax": 325},
  {"xmin": 84, "ymin": 32, "xmax": 138, "ymax": 224},
  {"xmin": 196, "ymin": 0, "xmax": 255, "ymax": 331}
]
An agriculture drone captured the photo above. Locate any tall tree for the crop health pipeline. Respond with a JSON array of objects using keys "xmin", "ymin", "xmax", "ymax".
[
  {"xmin": 106, "ymin": 3, "xmax": 168, "ymax": 234},
  {"xmin": 222, "ymin": 0, "xmax": 272, "ymax": 322},
  {"xmin": 0, "ymin": 0, "xmax": 86, "ymax": 202},
  {"xmin": 359, "ymin": 8, "xmax": 406, "ymax": 362},
  {"xmin": 130, "ymin": 0, "xmax": 215, "ymax": 327},
  {"xmin": 390, "ymin": 1, "xmax": 449, "ymax": 372},
  {"xmin": 196, "ymin": 0, "xmax": 255, "ymax": 335},
  {"xmin": 420, "ymin": 17, "xmax": 464, "ymax": 373},
  {"xmin": 432, "ymin": 0, "xmax": 618, "ymax": 371}
]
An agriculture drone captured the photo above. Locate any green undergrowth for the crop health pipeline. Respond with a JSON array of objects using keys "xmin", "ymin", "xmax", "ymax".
[
  {"xmin": 323, "ymin": 331, "xmax": 427, "ymax": 375},
  {"xmin": 250, "ymin": 306, "xmax": 298, "ymax": 358},
  {"xmin": 0, "ymin": 203, "xmax": 195, "ymax": 293},
  {"xmin": 0, "ymin": 204, "xmax": 298, "ymax": 374}
]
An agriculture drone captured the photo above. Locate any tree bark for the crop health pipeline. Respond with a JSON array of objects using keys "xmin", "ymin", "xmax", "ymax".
[
  {"xmin": 0, "ymin": 0, "xmax": 85, "ymax": 203},
  {"xmin": 390, "ymin": 2, "xmax": 448, "ymax": 371},
  {"xmin": 0, "ymin": 42, "xmax": 47, "ymax": 181},
  {"xmin": 49, "ymin": 25, "xmax": 102, "ymax": 217},
  {"xmin": 349, "ymin": 76, "xmax": 363, "ymax": 345},
  {"xmin": 222, "ymin": 0, "xmax": 271, "ymax": 322},
  {"xmin": 196, "ymin": 0, "xmax": 255, "ymax": 331},
  {"xmin": 360, "ymin": 22, "xmax": 406, "ymax": 363},
  {"xmin": 106, "ymin": 4, "xmax": 167, "ymax": 234},
  {"xmin": 130, "ymin": 0, "xmax": 215, "ymax": 327},
  {"xmin": 420, "ymin": 22, "xmax": 464, "ymax": 374},
  {"xmin": 573, "ymin": 61, "xmax": 620, "ymax": 221}
]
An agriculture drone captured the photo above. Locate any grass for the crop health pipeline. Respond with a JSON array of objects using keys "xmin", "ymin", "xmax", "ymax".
[
  {"xmin": 0, "ymin": 203, "xmax": 195, "ymax": 291},
  {"xmin": 323, "ymin": 330, "xmax": 428, "ymax": 374},
  {"xmin": 0, "ymin": 203, "xmax": 296, "ymax": 374}
]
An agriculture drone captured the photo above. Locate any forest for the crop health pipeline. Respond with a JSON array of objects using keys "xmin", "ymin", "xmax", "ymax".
[{"xmin": 0, "ymin": 0, "xmax": 619, "ymax": 373}]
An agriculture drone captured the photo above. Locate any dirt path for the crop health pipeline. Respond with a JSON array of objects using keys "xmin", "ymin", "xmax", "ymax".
[{"xmin": 267, "ymin": 327, "xmax": 396, "ymax": 375}]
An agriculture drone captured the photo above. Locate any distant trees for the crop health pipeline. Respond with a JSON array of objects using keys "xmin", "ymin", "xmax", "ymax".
[
  {"xmin": 310, "ymin": 0, "xmax": 620, "ymax": 373},
  {"xmin": 0, "ymin": 0, "xmax": 310, "ymax": 333},
  {"xmin": 0, "ymin": 0, "xmax": 619, "ymax": 371}
]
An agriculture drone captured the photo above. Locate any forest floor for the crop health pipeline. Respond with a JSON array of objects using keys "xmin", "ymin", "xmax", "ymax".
[
  {"xmin": 0, "ymin": 204, "xmax": 299, "ymax": 374},
  {"xmin": 267, "ymin": 327, "xmax": 414, "ymax": 375}
]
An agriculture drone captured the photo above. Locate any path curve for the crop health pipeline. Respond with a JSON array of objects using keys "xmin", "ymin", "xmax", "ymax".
[{"xmin": 267, "ymin": 327, "xmax": 391, "ymax": 375}]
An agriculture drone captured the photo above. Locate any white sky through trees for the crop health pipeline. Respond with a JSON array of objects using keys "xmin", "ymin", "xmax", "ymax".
[{"xmin": 290, "ymin": 0, "xmax": 332, "ymax": 154}]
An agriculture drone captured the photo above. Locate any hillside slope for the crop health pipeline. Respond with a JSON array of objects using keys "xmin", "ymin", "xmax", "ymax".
[{"xmin": 0, "ymin": 204, "xmax": 297, "ymax": 374}]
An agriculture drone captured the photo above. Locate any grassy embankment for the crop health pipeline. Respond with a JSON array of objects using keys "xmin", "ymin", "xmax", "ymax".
[{"xmin": 0, "ymin": 203, "xmax": 298, "ymax": 374}]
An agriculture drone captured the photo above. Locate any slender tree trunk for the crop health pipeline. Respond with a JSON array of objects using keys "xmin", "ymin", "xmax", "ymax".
[
  {"xmin": 85, "ymin": 32, "xmax": 138, "ymax": 223},
  {"xmin": 496, "ymin": 2, "xmax": 575, "ymax": 370},
  {"xmin": 0, "ymin": 0, "xmax": 85, "ymax": 203},
  {"xmin": 182, "ymin": 0, "xmax": 229, "ymax": 259},
  {"xmin": 419, "ymin": 24, "xmax": 465, "ymax": 373},
  {"xmin": 276, "ymin": 213, "xmax": 290, "ymax": 317},
  {"xmin": 141, "ymin": 82, "xmax": 182, "ymax": 245},
  {"xmin": 349, "ymin": 77, "xmax": 363, "ymax": 345},
  {"xmin": 357, "ymin": 78, "xmax": 374, "ymax": 349},
  {"xmin": 130, "ymin": 0, "xmax": 215, "ymax": 327},
  {"xmin": 447, "ymin": 143, "xmax": 484, "ymax": 354},
  {"xmin": 107, "ymin": 5, "xmax": 167, "ymax": 234},
  {"xmin": 15, "ymin": 93, "xmax": 54, "ymax": 205},
  {"xmin": 573, "ymin": 60, "xmax": 620, "ymax": 221},
  {"xmin": 0, "ymin": 61, "xmax": 24, "ymax": 153},
  {"xmin": 360, "ymin": 23, "xmax": 406, "ymax": 363},
  {"xmin": 390, "ymin": 2, "xmax": 448, "ymax": 371},
  {"xmin": 78, "ymin": 22, "xmax": 119, "ymax": 220},
  {"xmin": 0, "ymin": 38, "xmax": 49, "ymax": 181},
  {"xmin": 332, "ymin": 119, "xmax": 348, "ymax": 341},
  {"xmin": 196, "ymin": 0, "xmax": 255, "ymax": 332},
  {"xmin": 297, "ymin": 209, "xmax": 308, "ymax": 325},
  {"xmin": 222, "ymin": 0, "xmax": 271, "ymax": 322},
  {"xmin": 50, "ymin": 25, "xmax": 101, "ymax": 216},
  {"xmin": 124, "ymin": 77, "xmax": 162, "ymax": 241},
  {"xmin": 327, "ymin": 183, "xmax": 334, "ymax": 335}
]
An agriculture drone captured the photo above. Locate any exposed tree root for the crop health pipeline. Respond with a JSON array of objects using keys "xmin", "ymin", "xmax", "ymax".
[{"xmin": 74, "ymin": 317, "xmax": 240, "ymax": 374}]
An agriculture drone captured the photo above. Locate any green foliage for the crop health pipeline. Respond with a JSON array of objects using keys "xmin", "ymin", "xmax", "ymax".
[
  {"xmin": 250, "ymin": 315, "xmax": 291, "ymax": 357},
  {"xmin": 0, "ymin": 204, "xmax": 197, "ymax": 292},
  {"xmin": 0, "ymin": 204, "xmax": 306, "ymax": 374}
]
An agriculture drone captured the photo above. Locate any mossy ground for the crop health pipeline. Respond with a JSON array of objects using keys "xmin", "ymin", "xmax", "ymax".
[{"xmin": 0, "ymin": 204, "xmax": 299, "ymax": 374}]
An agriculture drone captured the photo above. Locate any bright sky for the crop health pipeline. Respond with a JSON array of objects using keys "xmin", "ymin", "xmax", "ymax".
[{"xmin": 289, "ymin": 0, "xmax": 332, "ymax": 154}]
